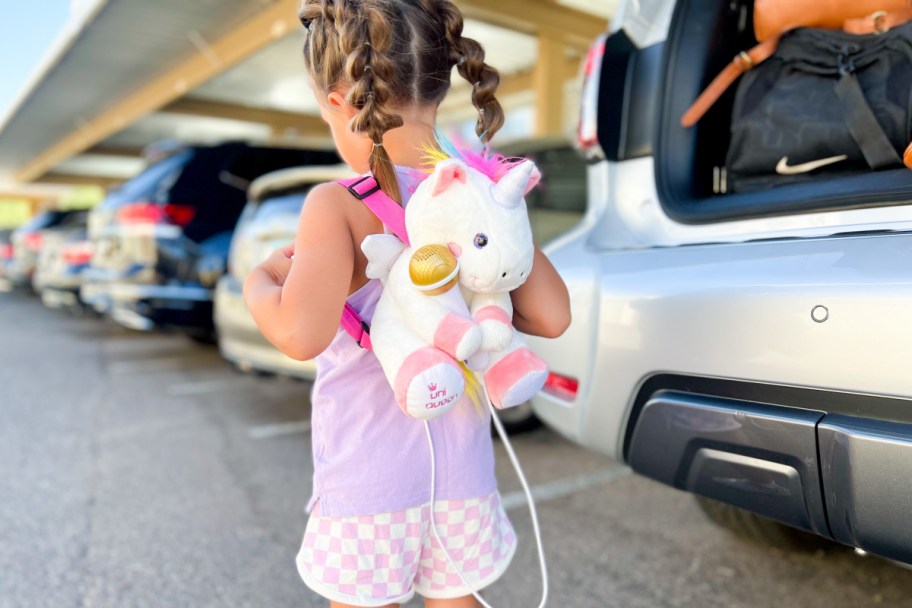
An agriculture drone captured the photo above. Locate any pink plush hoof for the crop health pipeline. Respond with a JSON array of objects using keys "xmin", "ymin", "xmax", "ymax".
[
  {"xmin": 394, "ymin": 347, "xmax": 465, "ymax": 419},
  {"xmin": 434, "ymin": 313, "xmax": 481, "ymax": 361},
  {"xmin": 485, "ymin": 348, "xmax": 548, "ymax": 409}
]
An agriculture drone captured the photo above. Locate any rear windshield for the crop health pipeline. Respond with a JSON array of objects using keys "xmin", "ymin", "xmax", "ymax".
[
  {"xmin": 104, "ymin": 150, "xmax": 194, "ymax": 207},
  {"xmin": 17, "ymin": 209, "xmax": 86, "ymax": 232}
]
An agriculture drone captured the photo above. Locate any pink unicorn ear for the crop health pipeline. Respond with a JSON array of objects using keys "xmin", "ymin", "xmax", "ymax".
[
  {"xmin": 524, "ymin": 164, "xmax": 541, "ymax": 194},
  {"xmin": 430, "ymin": 160, "xmax": 468, "ymax": 196}
]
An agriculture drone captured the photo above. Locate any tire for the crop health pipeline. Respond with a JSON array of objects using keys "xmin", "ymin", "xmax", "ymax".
[
  {"xmin": 695, "ymin": 496, "xmax": 834, "ymax": 551},
  {"xmin": 493, "ymin": 401, "xmax": 542, "ymax": 435},
  {"xmin": 186, "ymin": 328, "xmax": 218, "ymax": 345}
]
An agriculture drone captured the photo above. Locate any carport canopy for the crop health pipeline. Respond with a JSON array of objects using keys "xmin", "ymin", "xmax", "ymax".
[{"xmin": 0, "ymin": 0, "xmax": 614, "ymax": 196}]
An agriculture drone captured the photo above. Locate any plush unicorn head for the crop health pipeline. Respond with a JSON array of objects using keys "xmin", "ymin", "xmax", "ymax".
[
  {"xmin": 407, "ymin": 159, "xmax": 540, "ymax": 294},
  {"xmin": 362, "ymin": 151, "xmax": 548, "ymax": 420}
]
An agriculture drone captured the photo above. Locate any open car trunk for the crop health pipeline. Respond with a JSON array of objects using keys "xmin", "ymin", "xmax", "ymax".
[{"xmin": 654, "ymin": 0, "xmax": 912, "ymax": 224}]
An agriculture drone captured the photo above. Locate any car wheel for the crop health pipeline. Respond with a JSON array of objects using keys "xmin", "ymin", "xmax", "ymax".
[
  {"xmin": 695, "ymin": 496, "xmax": 834, "ymax": 551},
  {"xmin": 493, "ymin": 401, "xmax": 542, "ymax": 435},
  {"xmin": 186, "ymin": 328, "xmax": 218, "ymax": 345}
]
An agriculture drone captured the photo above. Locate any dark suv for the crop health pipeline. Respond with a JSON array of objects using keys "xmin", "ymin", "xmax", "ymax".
[{"xmin": 82, "ymin": 142, "xmax": 338, "ymax": 340}]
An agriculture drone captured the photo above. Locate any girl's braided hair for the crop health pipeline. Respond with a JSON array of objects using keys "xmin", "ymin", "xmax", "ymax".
[{"xmin": 299, "ymin": 0, "xmax": 505, "ymax": 203}]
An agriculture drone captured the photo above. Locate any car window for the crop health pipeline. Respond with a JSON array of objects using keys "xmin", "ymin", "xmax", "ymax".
[
  {"xmin": 254, "ymin": 192, "xmax": 309, "ymax": 220},
  {"xmin": 17, "ymin": 211, "xmax": 64, "ymax": 232},
  {"xmin": 106, "ymin": 150, "xmax": 195, "ymax": 206},
  {"xmin": 523, "ymin": 148, "xmax": 587, "ymax": 213},
  {"xmin": 56, "ymin": 211, "xmax": 89, "ymax": 228}
]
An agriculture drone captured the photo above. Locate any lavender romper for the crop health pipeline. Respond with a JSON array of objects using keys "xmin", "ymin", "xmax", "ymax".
[{"xmin": 296, "ymin": 171, "xmax": 515, "ymax": 605}]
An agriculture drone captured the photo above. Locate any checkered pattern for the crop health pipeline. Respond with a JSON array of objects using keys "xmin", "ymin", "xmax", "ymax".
[{"xmin": 296, "ymin": 492, "xmax": 516, "ymax": 606}]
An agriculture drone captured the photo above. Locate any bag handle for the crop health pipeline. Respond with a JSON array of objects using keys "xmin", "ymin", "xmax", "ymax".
[
  {"xmin": 833, "ymin": 71, "xmax": 903, "ymax": 169},
  {"xmin": 681, "ymin": 38, "xmax": 779, "ymax": 128},
  {"xmin": 681, "ymin": 8, "xmax": 912, "ymax": 127}
]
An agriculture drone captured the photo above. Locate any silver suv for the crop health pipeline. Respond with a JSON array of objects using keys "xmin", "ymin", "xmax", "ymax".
[{"xmin": 528, "ymin": 0, "xmax": 912, "ymax": 563}]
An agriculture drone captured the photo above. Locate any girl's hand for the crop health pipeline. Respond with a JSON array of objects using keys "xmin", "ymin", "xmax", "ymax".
[{"xmin": 259, "ymin": 244, "xmax": 295, "ymax": 286}]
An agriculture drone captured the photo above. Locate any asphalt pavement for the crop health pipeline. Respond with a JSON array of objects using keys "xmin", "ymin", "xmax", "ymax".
[{"xmin": 3, "ymin": 289, "xmax": 912, "ymax": 608}]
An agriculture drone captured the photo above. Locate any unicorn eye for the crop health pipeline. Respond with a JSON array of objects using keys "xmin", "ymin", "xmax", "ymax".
[{"xmin": 473, "ymin": 233, "xmax": 489, "ymax": 249}]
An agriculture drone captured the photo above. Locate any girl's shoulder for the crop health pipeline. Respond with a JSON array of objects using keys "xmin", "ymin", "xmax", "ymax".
[{"xmin": 301, "ymin": 180, "xmax": 384, "ymax": 245}]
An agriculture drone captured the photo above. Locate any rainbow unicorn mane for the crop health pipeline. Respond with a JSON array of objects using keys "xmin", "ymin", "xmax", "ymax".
[{"xmin": 419, "ymin": 130, "xmax": 525, "ymax": 184}]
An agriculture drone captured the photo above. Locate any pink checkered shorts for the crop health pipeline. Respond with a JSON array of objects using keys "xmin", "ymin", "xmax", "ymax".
[{"xmin": 296, "ymin": 492, "xmax": 516, "ymax": 607}]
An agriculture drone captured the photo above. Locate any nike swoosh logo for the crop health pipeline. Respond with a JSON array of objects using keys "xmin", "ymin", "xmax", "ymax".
[{"xmin": 776, "ymin": 155, "xmax": 848, "ymax": 175}]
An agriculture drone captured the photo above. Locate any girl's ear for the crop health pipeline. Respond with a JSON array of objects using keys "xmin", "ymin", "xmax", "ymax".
[{"xmin": 326, "ymin": 90, "xmax": 358, "ymax": 120}]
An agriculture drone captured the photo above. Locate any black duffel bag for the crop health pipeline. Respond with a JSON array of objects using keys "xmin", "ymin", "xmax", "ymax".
[{"xmin": 726, "ymin": 20, "xmax": 912, "ymax": 193}]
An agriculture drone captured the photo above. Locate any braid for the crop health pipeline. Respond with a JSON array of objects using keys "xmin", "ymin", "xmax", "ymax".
[
  {"xmin": 299, "ymin": 0, "xmax": 505, "ymax": 199},
  {"xmin": 435, "ymin": 0, "xmax": 504, "ymax": 143},
  {"xmin": 339, "ymin": 3, "xmax": 404, "ymax": 202}
]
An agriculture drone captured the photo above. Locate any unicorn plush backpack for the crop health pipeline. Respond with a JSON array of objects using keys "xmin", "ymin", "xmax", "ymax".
[{"xmin": 337, "ymin": 150, "xmax": 549, "ymax": 420}]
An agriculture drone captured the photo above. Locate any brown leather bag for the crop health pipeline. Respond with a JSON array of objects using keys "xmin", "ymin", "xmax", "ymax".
[{"xmin": 681, "ymin": 1, "xmax": 912, "ymax": 127}]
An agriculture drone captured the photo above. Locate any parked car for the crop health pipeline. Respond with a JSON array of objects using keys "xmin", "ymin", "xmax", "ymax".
[
  {"xmin": 527, "ymin": 0, "xmax": 912, "ymax": 563},
  {"xmin": 7, "ymin": 210, "xmax": 88, "ymax": 289},
  {"xmin": 33, "ymin": 222, "xmax": 94, "ymax": 311},
  {"xmin": 215, "ymin": 165, "xmax": 355, "ymax": 378},
  {"xmin": 0, "ymin": 229, "xmax": 13, "ymax": 291},
  {"xmin": 81, "ymin": 142, "xmax": 339, "ymax": 341},
  {"xmin": 495, "ymin": 137, "xmax": 588, "ymax": 432}
]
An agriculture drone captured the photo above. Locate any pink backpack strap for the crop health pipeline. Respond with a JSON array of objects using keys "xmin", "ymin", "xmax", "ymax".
[
  {"xmin": 336, "ymin": 175, "xmax": 407, "ymax": 350},
  {"xmin": 337, "ymin": 175, "xmax": 410, "ymax": 246},
  {"xmin": 341, "ymin": 301, "xmax": 372, "ymax": 350}
]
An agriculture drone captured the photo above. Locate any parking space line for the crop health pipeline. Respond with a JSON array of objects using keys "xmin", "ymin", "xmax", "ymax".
[
  {"xmin": 168, "ymin": 379, "xmax": 249, "ymax": 396},
  {"xmin": 501, "ymin": 466, "xmax": 632, "ymax": 511},
  {"xmin": 248, "ymin": 420, "xmax": 311, "ymax": 440},
  {"xmin": 109, "ymin": 356, "xmax": 220, "ymax": 375}
]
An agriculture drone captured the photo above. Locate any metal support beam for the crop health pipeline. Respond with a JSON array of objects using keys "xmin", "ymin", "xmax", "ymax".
[
  {"xmin": 162, "ymin": 98, "xmax": 329, "ymax": 138},
  {"xmin": 456, "ymin": 0, "xmax": 606, "ymax": 51},
  {"xmin": 439, "ymin": 56, "xmax": 579, "ymax": 115},
  {"xmin": 16, "ymin": 0, "xmax": 302, "ymax": 183},
  {"xmin": 533, "ymin": 32, "xmax": 566, "ymax": 137},
  {"xmin": 84, "ymin": 145, "xmax": 144, "ymax": 158},
  {"xmin": 38, "ymin": 173, "xmax": 124, "ymax": 188}
]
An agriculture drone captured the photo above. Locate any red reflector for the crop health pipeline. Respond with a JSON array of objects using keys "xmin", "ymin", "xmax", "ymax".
[
  {"xmin": 116, "ymin": 202, "xmax": 196, "ymax": 226},
  {"xmin": 61, "ymin": 241, "xmax": 94, "ymax": 266},
  {"xmin": 583, "ymin": 38, "xmax": 605, "ymax": 78},
  {"xmin": 164, "ymin": 204, "xmax": 196, "ymax": 226},
  {"xmin": 117, "ymin": 202, "xmax": 166, "ymax": 224},
  {"xmin": 543, "ymin": 372, "xmax": 578, "ymax": 401},
  {"xmin": 23, "ymin": 232, "xmax": 43, "ymax": 251}
]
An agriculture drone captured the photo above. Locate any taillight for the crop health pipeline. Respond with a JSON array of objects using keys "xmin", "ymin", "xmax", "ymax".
[
  {"xmin": 577, "ymin": 35, "xmax": 606, "ymax": 159},
  {"xmin": 0, "ymin": 243, "xmax": 12, "ymax": 260},
  {"xmin": 116, "ymin": 202, "xmax": 196, "ymax": 226},
  {"xmin": 61, "ymin": 241, "xmax": 94, "ymax": 266},
  {"xmin": 23, "ymin": 232, "xmax": 43, "ymax": 251},
  {"xmin": 543, "ymin": 372, "xmax": 579, "ymax": 401}
]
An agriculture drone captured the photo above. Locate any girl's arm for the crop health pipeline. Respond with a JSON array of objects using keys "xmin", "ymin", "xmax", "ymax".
[
  {"xmin": 243, "ymin": 183, "xmax": 354, "ymax": 361},
  {"xmin": 510, "ymin": 247, "xmax": 571, "ymax": 338}
]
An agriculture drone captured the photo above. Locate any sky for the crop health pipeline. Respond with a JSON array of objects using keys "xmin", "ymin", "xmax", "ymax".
[{"xmin": 0, "ymin": 1, "xmax": 74, "ymax": 120}]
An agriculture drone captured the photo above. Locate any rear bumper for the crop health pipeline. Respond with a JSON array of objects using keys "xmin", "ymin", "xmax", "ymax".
[
  {"xmin": 214, "ymin": 275, "xmax": 316, "ymax": 379},
  {"xmin": 40, "ymin": 287, "xmax": 82, "ymax": 309},
  {"xmin": 82, "ymin": 275, "xmax": 213, "ymax": 331},
  {"xmin": 628, "ymin": 389, "xmax": 912, "ymax": 564}
]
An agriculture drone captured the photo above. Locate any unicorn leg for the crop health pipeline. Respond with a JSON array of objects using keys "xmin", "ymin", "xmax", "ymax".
[
  {"xmin": 394, "ymin": 346, "xmax": 465, "ymax": 419},
  {"xmin": 483, "ymin": 334, "xmax": 549, "ymax": 410}
]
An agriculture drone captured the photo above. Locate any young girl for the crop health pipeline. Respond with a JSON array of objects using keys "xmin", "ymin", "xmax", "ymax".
[{"xmin": 244, "ymin": 1, "xmax": 571, "ymax": 606}]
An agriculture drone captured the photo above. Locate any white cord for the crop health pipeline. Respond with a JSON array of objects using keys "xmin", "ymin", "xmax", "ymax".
[{"xmin": 423, "ymin": 379, "xmax": 549, "ymax": 608}]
